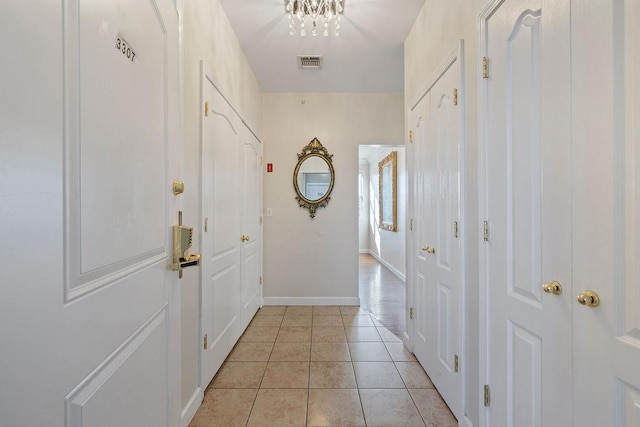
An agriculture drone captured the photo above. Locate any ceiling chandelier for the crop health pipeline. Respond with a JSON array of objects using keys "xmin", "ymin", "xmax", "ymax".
[{"xmin": 286, "ymin": 0, "xmax": 344, "ymax": 37}]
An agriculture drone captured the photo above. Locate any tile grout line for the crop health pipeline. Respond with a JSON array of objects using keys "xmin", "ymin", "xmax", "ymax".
[
  {"xmin": 243, "ymin": 309, "xmax": 282, "ymax": 427},
  {"xmin": 305, "ymin": 309, "xmax": 315, "ymax": 426},
  {"xmin": 354, "ymin": 313, "xmax": 368, "ymax": 426}
]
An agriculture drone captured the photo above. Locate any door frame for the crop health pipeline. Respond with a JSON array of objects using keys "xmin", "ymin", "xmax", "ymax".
[
  {"xmin": 407, "ymin": 39, "xmax": 467, "ymax": 422},
  {"xmin": 477, "ymin": 4, "xmax": 494, "ymax": 425}
]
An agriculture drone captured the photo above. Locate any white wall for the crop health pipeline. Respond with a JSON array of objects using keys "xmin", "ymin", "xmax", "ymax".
[
  {"xmin": 262, "ymin": 93, "xmax": 404, "ymax": 305},
  {"xmin": 181, "ymin": 0, "xmax": 262, "ymax": 420},
  {"xmin": 405, "ymin": 1, "xmax": 485, "ymax": 425},
  {"xmin": 367, "ymin": 147, "xmax": 406, "ymax": 279}
]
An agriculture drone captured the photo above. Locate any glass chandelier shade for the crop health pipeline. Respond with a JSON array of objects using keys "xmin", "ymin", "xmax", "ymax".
[{"xmin": 286, "ymin": 0, "xmax": 343, "ymax": 37}]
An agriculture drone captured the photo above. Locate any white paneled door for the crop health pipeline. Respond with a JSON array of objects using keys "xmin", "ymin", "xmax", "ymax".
[
  {"xmin": 479, "ymin": 0, "xmax": 571, "ymax": 426},
  {"xmin": 201, "ymin": 73, "xmax": 242, "ymax": 386},
  {"xmin": 1, "ymin": 1, "xmax": 181, "ymax": 426},
  {"xmin": 240, "ymin": 130, "xmax": 263, "ymax": 330},
  {"xmin": 410, "ymin": 42, "xmax": 464, "ymax": 420},
  {"xmin": 572, "ymin": 0, "xmax": 640, "ymax": 424},
  {"xmin": 200, "ymin": 65, "xmax": 263, "ymax": 388}
]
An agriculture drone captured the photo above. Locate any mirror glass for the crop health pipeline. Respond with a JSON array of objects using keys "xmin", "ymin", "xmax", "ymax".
[
  {"xmin": 293, "ymin": 138, "xmax": 335, "ymax": 218},
  {"xmin": 295, "ymin": 155, "xmax": 331, "ymax": 201}
]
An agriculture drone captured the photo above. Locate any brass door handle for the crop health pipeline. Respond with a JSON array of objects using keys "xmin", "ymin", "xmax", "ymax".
[
  {"xmin": 241, "ymin": 235, "xmax": 250, "ymax": 242},
  {"xmin": 577, "ymin": 290, "xmax": 600, "ymax": 307},
  {"xmin": 542, "ymin": 281, "xmax": 562, "ymax": 295},
  {"xmin": 421, "ymin": 246, "xmax": 436, "ymax": 254}
]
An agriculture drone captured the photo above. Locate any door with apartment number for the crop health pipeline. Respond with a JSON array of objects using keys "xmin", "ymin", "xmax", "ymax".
[
  {"xmin": 479, "ymin": 0, "xmax": 571, "ymax": 425},
  {"xmin": 1, "ymin": 1, "xmax": 181, "ymax": 425}
]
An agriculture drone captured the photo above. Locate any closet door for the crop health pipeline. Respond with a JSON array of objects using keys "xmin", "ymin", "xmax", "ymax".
[
  {"xmin": 239, "ymin": 129, "xmax": 263, "ymax": 330},
  {"xmin": 411, "ymin": 88, "xmax": 435, "ymax": 377},
  {"xmin": 200, "ymin": 76, "xmax": 242, "ymax": 386},
  {"xmin": 410, "ymin": 42, "xmax": 464, "ymax": 419},
  {"xmin": 572, "ymin": 0, "xmax": 640, "ymax": 424},
  {"xmin": 478, "ymin": 0, "xmax": 571, "ymax": 425}
]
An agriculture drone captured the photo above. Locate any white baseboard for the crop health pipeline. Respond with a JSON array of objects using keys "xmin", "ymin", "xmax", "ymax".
[
  {"xmin": 359, "ymin": 249, "xmax": 369, "ymax": 254},
  {"xmin": 181, "ymin": 387, "xmax": 203, "ymax": 427},
  {"xmin": 368, "ymin": 250, "xmax": 406, "ymax": 282},
  {"xmin": 462, "ymin": 415, "xmax": 474, "ymax": 427},
  {"xmin": 262, "ymin": 297, "xmax": 360, "ymax": 306}
]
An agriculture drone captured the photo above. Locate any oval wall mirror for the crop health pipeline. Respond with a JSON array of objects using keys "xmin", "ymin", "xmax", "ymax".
[{"xmin": 293, "ymin": 138, "xmax": 335, "ymax": 218}]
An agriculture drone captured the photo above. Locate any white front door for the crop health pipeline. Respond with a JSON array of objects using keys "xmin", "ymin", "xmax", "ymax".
[
  {"xmin": 240, "ymin": 131, "xmax": 263, "ymax": 329},
  {"xmin": 201, "ymin": 73, "xmax": 242, "ymax": 386},
  {"xmin": 410, "ymin": 43, "xmax": 464, "ymax": 419},
  {"xmin": 572, "ymin": 0, "xmax": 640, "ymax": 424},
  {"xmin": 1, "ymin": 1, "xmax": 181, "ymax": 425},
  {"xmin": 479, "ymin": 0, "xmax": 571, "ymax": 425}
]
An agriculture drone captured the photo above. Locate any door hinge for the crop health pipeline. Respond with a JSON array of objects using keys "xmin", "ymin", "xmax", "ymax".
[
  {"xmin": 454, "ymin": 354, "xmax": 459, "ymax": 372},
  {"xmin": 203, "ymin": 334, "xmax": 208, "ymax": 350},
  {"xmin": 409, "ymin": 130, "xmax": 413, "ymax": 143},
  {"xmin": 204, "ymin": 217, "xmax": 208, "ymax": 233},
  {"xmin": 484, "ymin": 385, "xmax": 491, "ymax": 407},
  {"xmin": 259, "ymin": 276, "xmax": 263, "ymax": 285},
  {"xmin": 409, "ymin": 307, "xmax": 414, "ymax": 320},
  {"xmin": 483, "ymin": 221, "xmax": 490, "ymax": 242},
  {"xmin": 482, "ymin": 57, "xmax": 489, "ymax": 79},
  {"xmin": 453, "ymin": 88, "xmax": 458, "ymax": 106},
  {"xmin": 204, "ymin": 101, "xmax": 209, "ymax": 117},
  {"xmin": 409, "ymin": 219, "xmax": 414, "ymax": 231},
  {"xmin": 258, "ymin": 156, "xmax": 263, "ymax": 165},
  {"xmin": 453, "ymin": 221, "xmax": 459, "ymax": 238},
  {"xmin": 260, "ymin": 216, "xmax": 263, "ymax": 225}
]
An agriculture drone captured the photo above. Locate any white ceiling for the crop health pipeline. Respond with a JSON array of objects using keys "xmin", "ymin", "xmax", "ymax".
[
  {"xmin": 359, "ymin": 145, "xmax": 404, "ymax": 163},
  {"xmin": 218, "ymin": 0, "xmax": 425, "ymax": 93}
]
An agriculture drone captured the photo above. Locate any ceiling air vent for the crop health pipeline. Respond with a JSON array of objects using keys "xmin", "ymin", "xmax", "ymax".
[{"xmin": 298, "ymin": 55, "xmax": 322, "ymax": 70}]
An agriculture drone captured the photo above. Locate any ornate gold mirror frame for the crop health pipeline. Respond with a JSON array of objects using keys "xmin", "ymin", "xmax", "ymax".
[
  {"xmin": 378, "ymin": 151, "xmax": 397, "ymax": 231},
  {"xmin": 293, "ymin": 138, "xmax": 335, "ymax": 218}
]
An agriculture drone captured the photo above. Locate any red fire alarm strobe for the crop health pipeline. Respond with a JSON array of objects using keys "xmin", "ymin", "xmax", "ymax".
[{"xmin": 267, "ymin": 163, "xmax": 273, "ymax": 173}]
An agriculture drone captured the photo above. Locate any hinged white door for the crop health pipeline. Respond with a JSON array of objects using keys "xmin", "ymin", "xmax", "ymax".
[
  {"xmin": 240, "ymin": 129, "xmax": 263, "ymax": 329},
  {"xmin": 410, "ymin": 41, "xmax": 465, "ymax": 420},
  {"xmin": 478, "ymin": 0, "xmax": 572, "ymax": 425},
  {"xmin": 200, "ymin": 71, "xmax": 242, "ymax": 386},
  {"xmin": 1, "ymin": 1, "xmax": 181, "ymax": 425},
  {"xmin": 572, "ymin": 0, "xmax": 640, "ymax": 424}
]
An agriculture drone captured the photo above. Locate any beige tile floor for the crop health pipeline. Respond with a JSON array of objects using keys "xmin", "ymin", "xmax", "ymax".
[{"xmin": 190, "ymin": 306, "xmax": 457, "ymax": 427}]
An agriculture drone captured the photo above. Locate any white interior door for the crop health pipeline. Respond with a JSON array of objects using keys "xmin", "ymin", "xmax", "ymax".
[
  {"xmin": 240, "ymin": 129, "xmax": 263, "ymax": 330},
  {"xmin": 479, "ymin": 0, "xmax": 571, "ymax": 425},
  {"xmin": 410, "ymin": 42, "xmax": 464, "ymax": 419},
  {"xmin": 411, "ymin": 89, "xmax": 434, "ymax": 377},
  {"xmin": 425, "ymin": 55, "xmax": 463, "ymax": 418},
  {"xmin": 200, "ymin": 73, "xmax": 242, "ymax": 386},
  {"xmin": 1, "ymin": 1, "xmax": 181, "ymax": 425},
  {"xmin": 572, "ymin": 0, "xmax": 640, "ymax": 424}
]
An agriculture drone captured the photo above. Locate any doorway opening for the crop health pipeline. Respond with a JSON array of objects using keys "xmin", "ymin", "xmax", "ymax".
[{"xmin": 358, "ymin": 145, "xmax": 407, "ymax": 338}]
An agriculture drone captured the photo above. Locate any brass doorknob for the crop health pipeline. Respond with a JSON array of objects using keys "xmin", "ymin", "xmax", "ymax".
[
  {"xmin": 241, "ymin": 235, "xmax": 249, "ymax": 242},
  {"xmin": 421, "ymin": 246, "xmax": 436, "ymax": 254},
  {"xmin": 577, "ymin": 290, "xmax": 600, "ymax": 307},
  {"xmin": 542, "ymin": 281, "xmax": 562, "ymax": 295}
]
